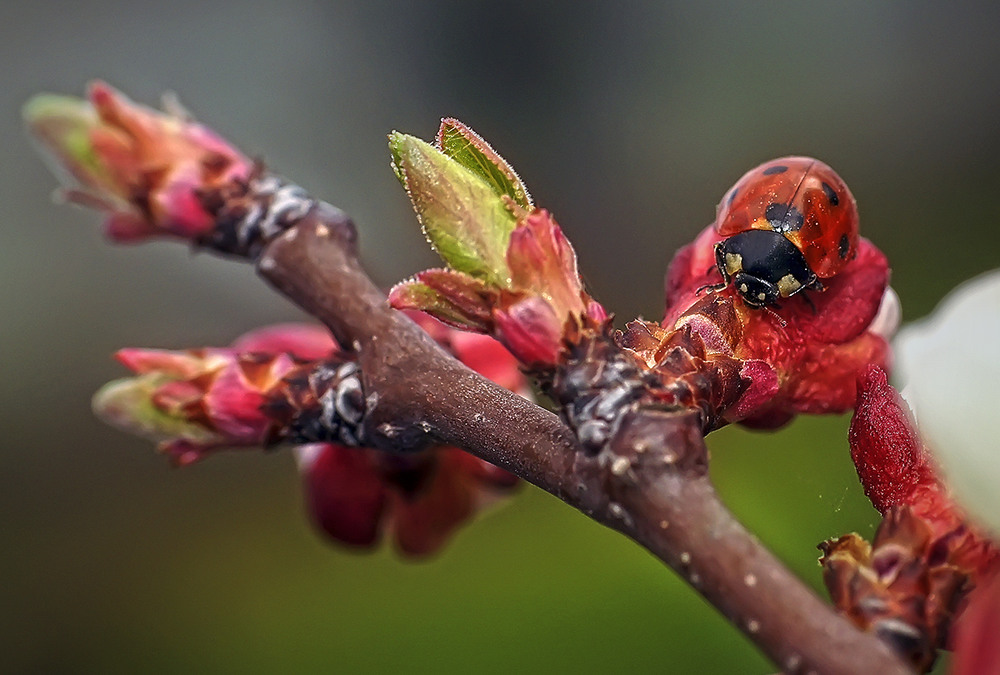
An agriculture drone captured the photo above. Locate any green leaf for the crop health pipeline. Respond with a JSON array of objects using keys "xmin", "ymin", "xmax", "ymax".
[
  {"xmin": 436, "ymin": 118, "xmax": 533, "ymax": 210},
  {"xmin": 389, "ymin": 132, "xmax": 517, "ymax": 286}
]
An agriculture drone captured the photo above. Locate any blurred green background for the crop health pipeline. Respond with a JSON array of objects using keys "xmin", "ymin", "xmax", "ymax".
[{"xmin": 5, "ymin": 2, "xmax": 999, "ymax": 672}]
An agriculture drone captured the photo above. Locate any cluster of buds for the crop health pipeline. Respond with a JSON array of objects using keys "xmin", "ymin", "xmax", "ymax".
[
  {"xmin": 24, "ymin": 85, "xmax": 529, "ymax": 557},
  {"xmin": 25, "ymin": 83, "xmax": 900, "ymax": 450},
  {"xmin": 93, "ymin": 319, "xmax": 526, "ymax": 557},
  {"xmin": 29, "ymin": 81, "xmax": 1000, "ymax": 670},
  {"xmin": 383, "ymin": 118, "xmax": 1000, "ymax": 669},
  {"xmin": 388, "ymin": 119, "xmax": 608, "ymax": 367},
  {"xmin": 389, "ymin": 120, "xmax": 897, "ymax": 453},
  {"xmin": 820, "ymin": 366, "xmax": 998, "ymax": 670}
]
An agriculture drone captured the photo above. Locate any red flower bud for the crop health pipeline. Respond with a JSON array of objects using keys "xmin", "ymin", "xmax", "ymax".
[
  {"xmin": 818, "ymin": 365, "xmax": 1000, "ymax": 668},
  {"xmin": 849, "ymin": 365, "xmax": 998, "ymax": 579},
  {"xmin": 663, "ymin": 224, "xmax": 896, "ymax": 426},
  {"xmin": 297, "ymin": 443, "xmax": 518, "ymax": 557}
]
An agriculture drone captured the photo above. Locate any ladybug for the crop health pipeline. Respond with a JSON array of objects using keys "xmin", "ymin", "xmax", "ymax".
[{"xmin": 709, "ymin": 156, "xmax": 859, "ymax": 308}]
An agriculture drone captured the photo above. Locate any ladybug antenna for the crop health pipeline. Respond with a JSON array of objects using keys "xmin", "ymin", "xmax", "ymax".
[{"xmin": 763, "ymin": 306, "xmax": 787, "ymax": 328}]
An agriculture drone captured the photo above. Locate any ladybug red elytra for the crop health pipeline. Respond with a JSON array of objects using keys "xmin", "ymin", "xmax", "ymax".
[{"xmin": 709, "ymin": 156, "xmax": 859, "ymax": 308}]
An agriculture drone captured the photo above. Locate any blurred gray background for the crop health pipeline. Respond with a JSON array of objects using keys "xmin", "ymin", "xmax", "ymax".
[{"xmin": 5, "ymin": 2, "xmax": 1000, "ymax": 672}]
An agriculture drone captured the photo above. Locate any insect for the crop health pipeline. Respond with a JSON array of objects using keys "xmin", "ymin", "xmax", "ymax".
[{"xmin": 708, "ymin": 156, "xmax": 859, "ymax": 308}]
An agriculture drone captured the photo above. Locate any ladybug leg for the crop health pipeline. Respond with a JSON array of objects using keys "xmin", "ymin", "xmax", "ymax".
[
  {"xmin": 800, "ymin": 291, "xmax": 818, "ymax": 314},
  {"xmin": 696, "ymin": 261, "xmax": 727, "ymax": 295},
  {"xmin": 697, "ymin": 280, "xmax": 728, "ymax": 296},
  {"xmin": 780, "ymin": 274, "xmax": 823, "ymax": 313},
  {"xmin": 699, "ymin": 247, "xmax": 731, "ymax": 297}
]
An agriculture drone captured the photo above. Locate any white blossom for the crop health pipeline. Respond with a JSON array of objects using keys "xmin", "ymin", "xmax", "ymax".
[{"xmin": 895, "ymin": 270, "xmax": 1000, "ymax": 538}]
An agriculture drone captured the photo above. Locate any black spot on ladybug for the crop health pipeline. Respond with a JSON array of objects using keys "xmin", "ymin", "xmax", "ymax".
[
  {"xmin": 838, "ymin": 233, "xmax": 850, "ymax": 259},
  {"xmin": 821, "ymin": 181, "xmax": 840, "ymax": 206},
  {"xmin": 727, "ymin": 188, "xmax": 738, "ymax": 206},
  {"xmin": 762, "ymin": 165, "xmax": 788, "ymax": 175},
  {"xmin": 765, "ymin": 202, "xmax": 805, "ymax": 232}
]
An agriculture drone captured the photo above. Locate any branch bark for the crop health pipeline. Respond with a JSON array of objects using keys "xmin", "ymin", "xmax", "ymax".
[{"xmin": 257, "ymin": 206, "xmax": 912, "ymax": 674}]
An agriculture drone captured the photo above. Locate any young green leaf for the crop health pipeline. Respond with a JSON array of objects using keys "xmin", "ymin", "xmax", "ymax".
[
  {"xmin": 436, "ymin": 118, "xmax": 533, "ymax": 210},
  {"xmin": 389, "ymin": 131, "xmax": 517, "ymax": 285}
]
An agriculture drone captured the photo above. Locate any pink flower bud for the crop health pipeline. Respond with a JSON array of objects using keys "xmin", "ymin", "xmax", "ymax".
[
  {"xmin": 25, "ymin": 81, "xmax": 252, "ymax": 243},
  {"xmin": 505, "ymin": 210, "xmax": 588, "ymax": 320},
  {"xmin": 492, "ymin": 298, "xmax": 565, "ymax": 367},
  {"xmin": 230, "ymin": 323, "xmax": 339, "ymax": 360},
  {"xmin": 94, "ymin": 347, "xmax": 298, "ymax": 465},
  {"xmin": 98, "ymin": 319, "xmax": 526, "ymax": 556}
]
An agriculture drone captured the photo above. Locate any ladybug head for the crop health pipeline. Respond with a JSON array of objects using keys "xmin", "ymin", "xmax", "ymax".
[
  {"xmin": 729, "ymin": 271, "xmax": 781, "ymax": 308},
  {"xmin": 714, "ymin": 229, "xmax": 820, "ymax": 308}
]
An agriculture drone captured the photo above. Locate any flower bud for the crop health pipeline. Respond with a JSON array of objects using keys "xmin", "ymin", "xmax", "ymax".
[
  {"xmin": 94, "ymin": 347, "xmax": 297, "ymax": 465},
  {"xmin": 663, "ymin": 224, "xmax": 894, "ymax": 426},
  {"xmin": 25, "ymin": 81, "xmax": 252, "ymax": 243}
]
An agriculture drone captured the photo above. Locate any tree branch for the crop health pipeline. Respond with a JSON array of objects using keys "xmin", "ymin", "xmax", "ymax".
[{"xmin": 257, "ymin": 207, "xmax": 912, "ymax": 675}]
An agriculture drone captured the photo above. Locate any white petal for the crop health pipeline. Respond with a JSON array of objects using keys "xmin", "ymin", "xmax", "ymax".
[
  {"xmin": 894, "ymin": 270, "xmax": 1000, "ymax": 537},
  {"xmin": 869, "ymin": 286, "xmax": 901, "ymax": 341}
]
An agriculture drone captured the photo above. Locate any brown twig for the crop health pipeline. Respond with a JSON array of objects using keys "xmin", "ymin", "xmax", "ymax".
[{"xmin": 256, "ymin": 206, "xmax": 912, "ymax": 674}]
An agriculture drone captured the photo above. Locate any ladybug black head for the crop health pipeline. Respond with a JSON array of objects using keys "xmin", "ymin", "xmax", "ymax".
[
  {"xmin": 714, "ymin": 229, "xmax": 820, "ymax": 308},
  {"xmin": 729, "ymin": 271, "xmax": 780, "ymax": 308}
]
